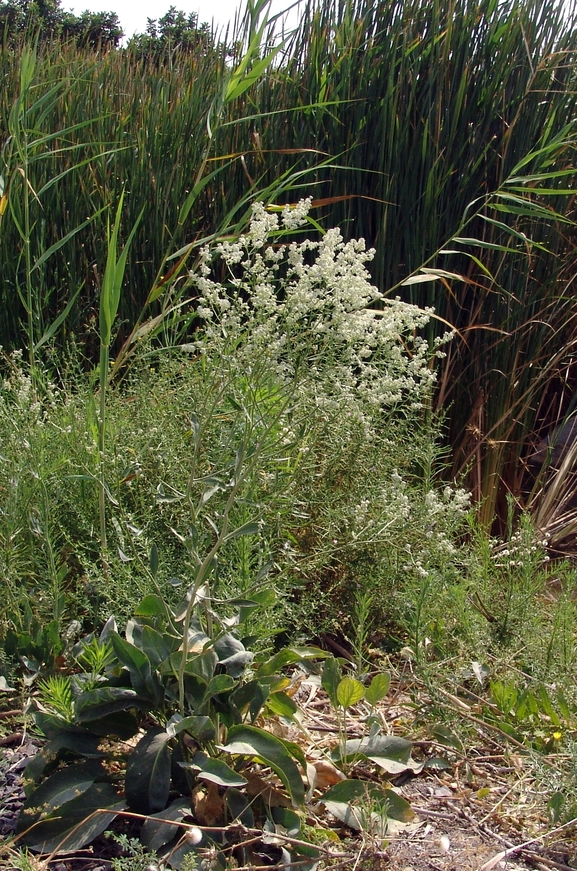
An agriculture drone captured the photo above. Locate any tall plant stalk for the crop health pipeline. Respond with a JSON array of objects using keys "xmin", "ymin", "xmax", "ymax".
[
  {"xmin": 1, "ymin": 44, "xmax": 112, "ymax": 373},
  {"xmin": 97, "ymin": 192, "xmax": 142, "ymax": 553}
]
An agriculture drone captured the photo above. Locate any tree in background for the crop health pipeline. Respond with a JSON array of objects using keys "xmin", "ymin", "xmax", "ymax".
[
  {"xmin": 126, "ymin": 6, "xmax": 215, "ymax": 59},
  {"xmin": 0, "ymin": 0, "xmax": 123, "ymax": 47}
]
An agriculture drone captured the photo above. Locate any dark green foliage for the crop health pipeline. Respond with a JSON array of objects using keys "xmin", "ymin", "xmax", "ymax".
[
  {"xmin": 16, "ymin": 581, "xmax": 421, "ymax": 860},
  {"xmin": 0, "ymin": 0, "xmax": 123, "ymax": 46},
  {"xmin": 16, "ymin": 587, "xmax": 329, "ymax": 856},
  {"xmin": 126, "ymin": 6, "xmax": 216, "ymax": 61}
]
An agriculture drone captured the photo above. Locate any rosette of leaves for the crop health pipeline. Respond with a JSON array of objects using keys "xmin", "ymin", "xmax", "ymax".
[{"xmin": 15, "ymin": 583, "xmax": 328, "ymax": 864}]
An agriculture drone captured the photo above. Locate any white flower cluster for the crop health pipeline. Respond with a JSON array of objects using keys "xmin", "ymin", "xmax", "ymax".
[
  {"xmin": 490, "ymin": 524, "xmax": 549, "ymax": 569},
  {"xmin": 0, "ymin": 350, "xmax": 42, "ymax": 418},
  {"xmin": 191, "ymin": 200, "xmax": 450, "ymax": 417},
  {"xmin": 425, "ymin": 486, "xmax": 471, "ymax": 519}
]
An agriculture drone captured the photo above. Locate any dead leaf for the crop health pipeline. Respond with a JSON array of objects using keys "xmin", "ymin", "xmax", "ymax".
[
  {"xmin": 193, "ymin": 781, "xmax": 223, "ymax": 825},
  {"xmin": 311, "ymin": 759, "xmax": 346, "ymax": 790},
  {"xmin": 244, "ymin": 770, "xmax": 292, "ymax": 807}
]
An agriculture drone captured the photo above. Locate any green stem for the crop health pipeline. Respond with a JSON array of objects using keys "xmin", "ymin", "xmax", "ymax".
[
  {"xmin": 98, "ymin": 341, "xmax": 108, "ymax": 554},
  {"xmin": 178, "ymin": 440, "xmax": 246, "ymax": 715}
]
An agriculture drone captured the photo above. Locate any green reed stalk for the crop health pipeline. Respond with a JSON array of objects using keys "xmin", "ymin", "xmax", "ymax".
[
  {"xmin": 97, "ymin": 192, "xmax": 142, "ymax": 553},
  {"xmin": 1, "ymin": 43, "xmax": 114, "ymax": 370}
]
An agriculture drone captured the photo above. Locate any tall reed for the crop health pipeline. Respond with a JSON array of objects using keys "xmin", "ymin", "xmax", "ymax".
[
  {"xmin": 259, "ymin": 0, "xmax": 577, "ymax": 526},
  {"xmin": 2, "ymin": 0, "xmax": 577, "ymax": 528}
]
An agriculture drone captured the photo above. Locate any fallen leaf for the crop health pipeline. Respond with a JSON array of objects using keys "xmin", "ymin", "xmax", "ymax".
[
  {"xmin": 244, "ymin": 770, "xmax": 292, "ymax": 807},
  {"xmin": 311, "ymin": 759, "xmax": 346, "ymax": 790},
  {"xmin": 193, "ymin": 781, "xmax": 223, "ymax": 825}
]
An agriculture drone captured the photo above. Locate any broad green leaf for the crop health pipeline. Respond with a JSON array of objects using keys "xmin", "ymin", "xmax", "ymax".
[
  {"xmin": 430, "ymin": 724, "xmax": 463, "ymax": 750},
  {"xmin": 180, "ymin": 672, "xmax": 209, "ymax": 709},
  {"xmin": 186, "ymin": 648, "xmax": 218, "ymax": 683},
  {"xmin": 110, "ymin": 630, "xmax": 150, "ymax": 673},
  {"xmin": 17, "ymin": 760, "xmax": 105, "ymax": 829},
  {"xmin": 321, "ymin": 779, "xmax": 414, "ymax": 828},
  {"xmin": 140, "ymin": 798, "xmax": 193, "ymax": 852},
  {"xmin": 141, "ymin": 625, "xmax": 179, "ymax": 669},
  {"xmin": 163, "ymin": 841, "xmax": 203, "ymax": 871},
  {"xmin": 320, "ymin": 778, "xmax": 367, "ymax": 803},
  {"xmin": 265, "ymin": 691, "xmax": 298, "ymax": 718},
  {"xmin": 133, "ymin": 594, "xmax": 169, "ymax": 618},
  {"xmin": 125, "ymin": 727, "xmax": 171, "ymax": 815},
  {"xmin": 258, "ymin": 646, "xmax": 327, "ymax": 677},
  {"xmin": 272, "ymin": 805, "xmax": 301, "ymax": 837},
  {"xmin": 336, "ymin": 677, "xmax": 365, "ymax": 709},
  {"xmin": 243, "ymin": 586, "xmax": 277, "ymax": 606},
  {"xmin": 23, "ymin": 733, "xmax": 102, "ymax": 793},
  {"xmin": 272, "ymin": 735, "xmax": 307, "ymax": 771},
  {"xmin": 213, "ymin": 632, "xmax": 245, "ymax": 661},
  {"xmin": 381, "ymin": 789, "xmax": 415, "ymax": 823},
  {"xmin": 186, "ymin": 750, "xmax": 248, "ymax": 787},
  {"xmin": 85, "ymin": 711, "xmax": 139, "ymax": 740},
  {"xmin": 167, "ymin": 714, "xmax": 216, "ymax": 742},
  {"xmin": 218, "ymin": 650, "xmax": 254, "ymax": 677},
  {"xmin": 33, "ymin": 711, "xmax": 100, "ymax": 743},
  {"xmin": 223, "ymin": 520, "xmax": 261, "ymax": 542},
  {"xmin": 109, "ymin": 632, "xmax": 164, "ymax": 708},
  {"xmin": 222, "ymin": 724, "xmax": 305, "ymax": 806},
  {"xmin": 259, "ymin": 675, "xmax": 291, "ymax": 693},
  {"xmin": 332, "ymin": 735, "xmax": 419, "ymax": 774},
  {"xmin": 225, "ymin": 788, "xmax": 254, "ymax": 827},
  {"xmin": 322, "ymin": 657, "xmax": 342, "ymax": 708},
  {"xmin": 369, "ymin": 754, "xmax": 424, "ymax": 775},
  {"xmin": 75, "ymin": 687, "xmax": 148, "ymax": 722},
  {"xmin": 338, "ymin": 734, "xmax": 413, "ymax": 762},
  {"xmin": 548, "ymin": 792, "xmax": 565, "ymax": 826},
  {"xmin": 18, "ymin": 782, "xmax": 124, "ymax": 853},
  {"xmin": 324, "ymin": 802, "xmax": 364, "ymax": 830},
  {"xmin": 424, "ymin": 757, "xmax": 452, "ymax": 771},
  {"xmin": 365, "ymin": 673, "xmax": 390, "ymax": 706},
  {"xmin": 230, "ymin": 679, "xmax": 269, "ymax": 722},
  {"xmin": 207, "ymin": 674, "xmax": 237, "ymax": 695}
]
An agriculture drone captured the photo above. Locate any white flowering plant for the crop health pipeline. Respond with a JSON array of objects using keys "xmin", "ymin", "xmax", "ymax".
[
  {"xmin": 175, "ymin": 200, "xmax": 470, "ymax": 643},
  {"xmin": 0, "ymin": 201, "xmax": 470, "ymax": 655},
  {"xmin": 190, "ymin": 199, "xmax": 449, "ymax": 417}
]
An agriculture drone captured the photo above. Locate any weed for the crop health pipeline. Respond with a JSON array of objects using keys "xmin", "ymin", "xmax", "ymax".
[{"xmin": 106, "ymin": 833, "xmax": 160, "ymax": 871}]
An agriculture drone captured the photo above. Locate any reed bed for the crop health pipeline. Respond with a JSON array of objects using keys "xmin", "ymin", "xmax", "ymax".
[{"xmin": 2, "ymin": 0, "xmax": 577, "ymax": 528}]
